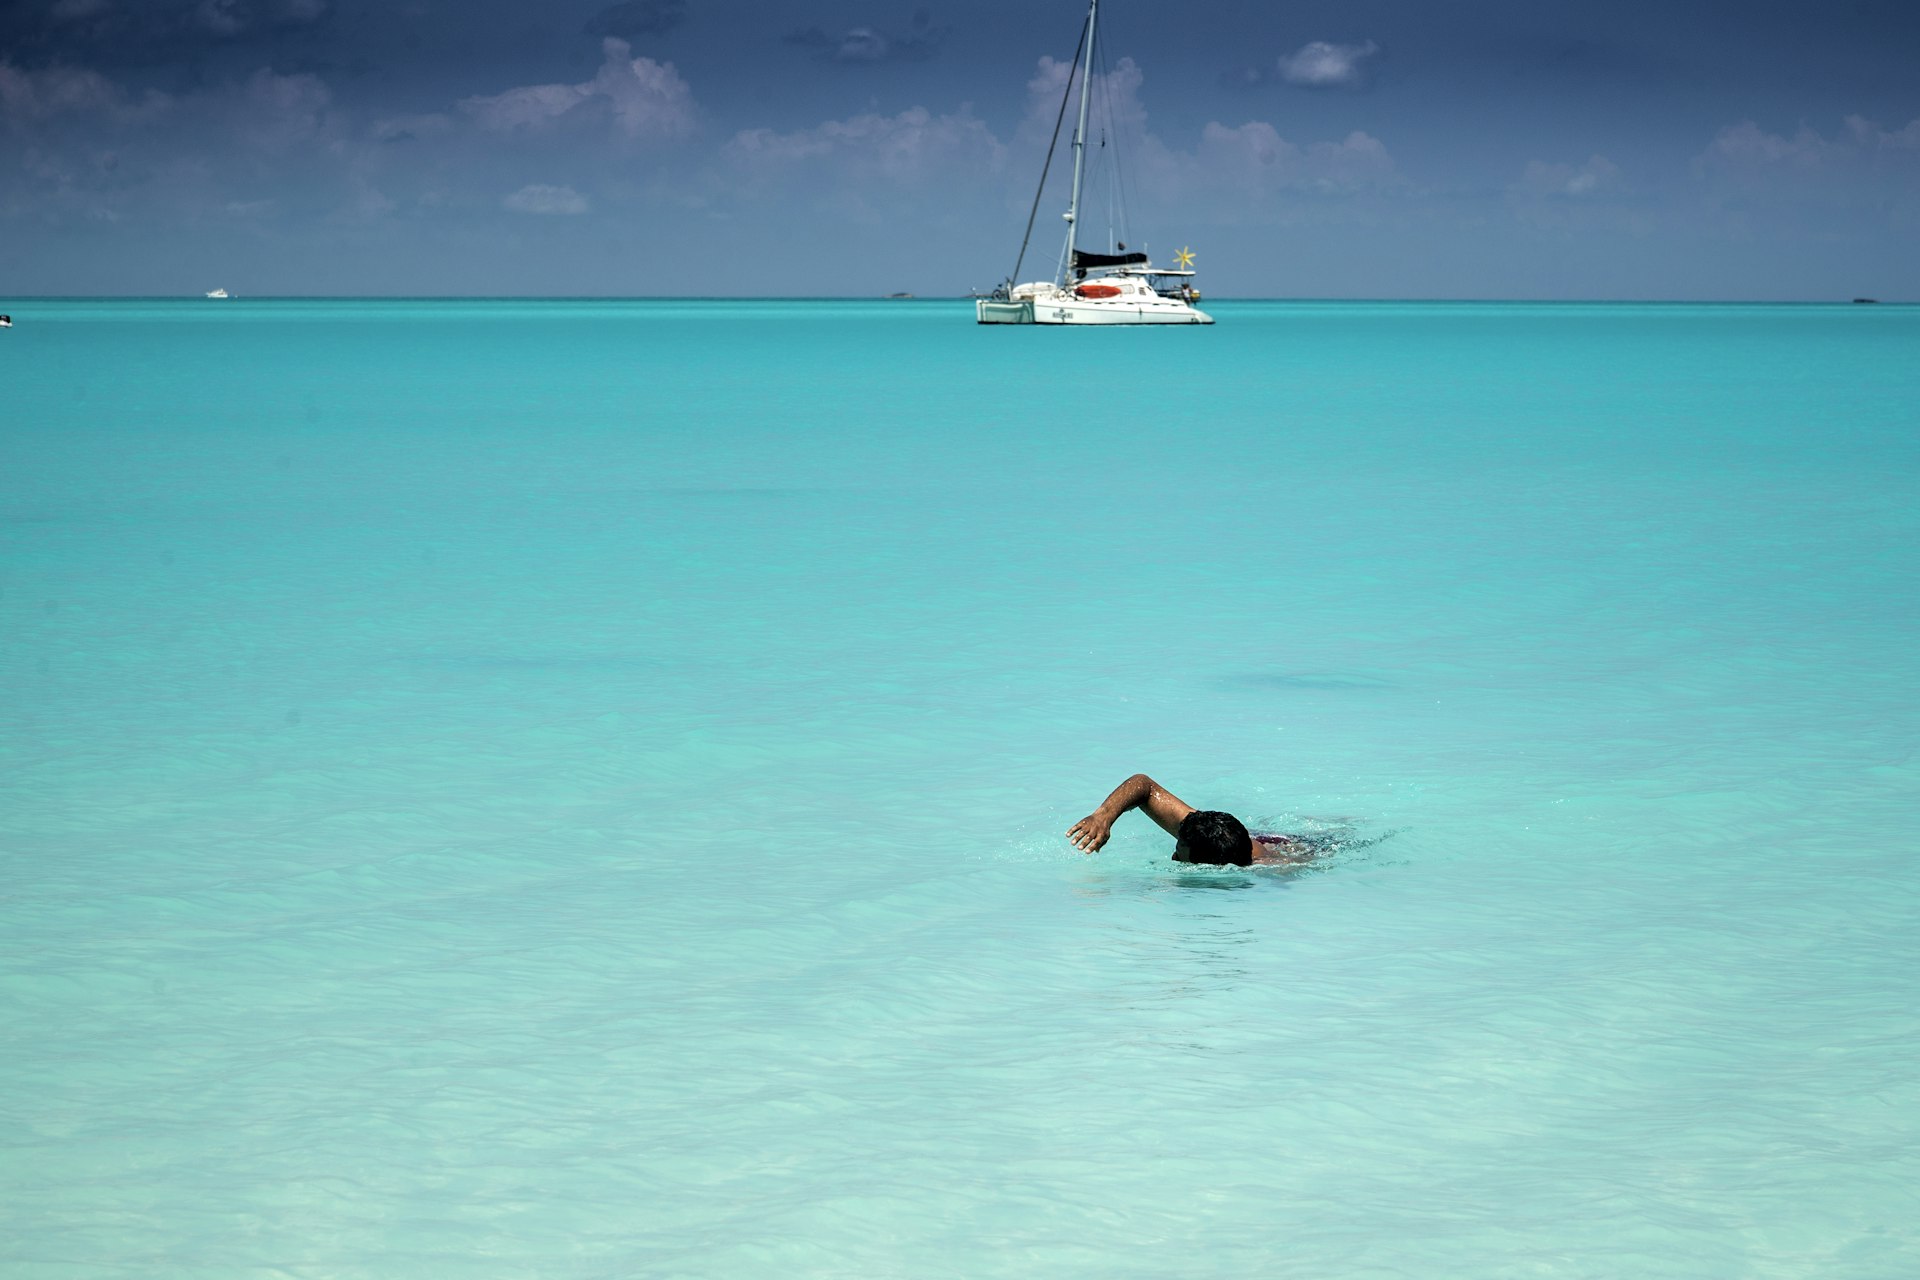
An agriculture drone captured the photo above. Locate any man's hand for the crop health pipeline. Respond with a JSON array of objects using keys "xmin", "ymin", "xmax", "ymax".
[
  {"xmin": 1067, "ymin": 811, "xmax": 1115, "ymax": 853},
  {"xmin": 1066, "ymin": 774, "xmax": 1197, "ymax": 855}
]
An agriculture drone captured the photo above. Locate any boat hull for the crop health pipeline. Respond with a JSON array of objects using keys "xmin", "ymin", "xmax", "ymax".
[
  {"xmin": 975, "ymin": 296, "xmax": 1212, "ymax": 325},
  {"xmin": 976, "ymin": 299, "xmax": 1035, "ymax": 324}
]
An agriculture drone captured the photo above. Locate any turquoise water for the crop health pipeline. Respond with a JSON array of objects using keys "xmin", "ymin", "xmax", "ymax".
[{"xmin": 3, "ymin": 299, "xmax": 1917, "ymax": 1276}]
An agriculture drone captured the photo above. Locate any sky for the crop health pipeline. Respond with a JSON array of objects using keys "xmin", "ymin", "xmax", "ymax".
[{"xmin": 2, "ymin": 0, "xmax": 1917, "ymax": 298}]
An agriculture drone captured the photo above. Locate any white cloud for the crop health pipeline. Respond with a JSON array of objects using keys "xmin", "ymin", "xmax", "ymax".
[
  {"xmin": 1698, "ymin": 116, "xmax": 1920, "ymax": 177},
  {"xmin": 1016, "ymin": 55, "xmax": 1396, "ymax": 205},
  {"xmin": 729, "ymin": 105, "xmax": 1002, "ymax": 184},
  {"xmin": 0, "ymin": 62, "xmax": 170, "ymax": 128},
  {"xmin": 1277, "ymin": 41, "xmax": 1379, "ymax": 89},
  {"xmin": 465, "ymin": 82, "xmax": 580, "ymax": 132},
  {"xmin": 504, "ymin": 183, "xmax": 590, "ymax": 214},
  {"xmin": 1024, "ymin": 55, "xmax": 1146, "ymax": 139},
  {"xmin": 50, "ymin": 0, "xmax": 110, "ymax": 21},
  {"xmin": 0, "ymin": 64, "xmax": 119, "ymax": 119},
  {"xmin": 835, "ymin": 28, "xmax": 889, "ymax": 62},
  {"xmin": 460, "ymin": 38, "xmax": 695, "ymax": 141},
  {"xmin": 1195, "ymin": 123, "xmax": 1397, "ymax": 193},
  {"xmin": 1507, "ymin": 156, "xmax": 1633, "ymax": 231},
  {"xmin": 1864, "ymin": 116, "xmax": 1920, "ymax": 151},
  {"xmin": 1694, "ymin": 115, "xmax": 1920, "ymax": 217},
  {"xmin": 1305, "ymin": 130, "xmax": 1396, "ymax": 189},
  {"xmin": 1515, "ymin": 155, "xmax": 1621, "ymax": 198},
  {"xmin": 1701, "ymin": 120, "xmax": 1829, "ymax": 171}
]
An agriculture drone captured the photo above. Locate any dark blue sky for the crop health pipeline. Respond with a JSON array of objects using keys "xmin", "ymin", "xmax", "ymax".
[{"xmin": 3, "ymin": 0, "xmax": 1916, "ymax": 297}]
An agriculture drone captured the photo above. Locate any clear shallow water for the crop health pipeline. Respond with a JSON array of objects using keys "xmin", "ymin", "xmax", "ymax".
[{"xmin": 3, "ymin": 299, "xmax": 1917, "ymax": 1276}]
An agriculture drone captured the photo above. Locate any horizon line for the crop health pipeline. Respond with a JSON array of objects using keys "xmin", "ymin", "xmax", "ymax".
[{"xmin": 4, "ymin": 295, "xmax": 1909, "ymax": 306}]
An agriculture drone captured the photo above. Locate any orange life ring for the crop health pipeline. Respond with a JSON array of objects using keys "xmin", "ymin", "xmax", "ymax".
[{"xmin": 1075, "ymin": 283, "xmax": 1122, "ymax": 299}]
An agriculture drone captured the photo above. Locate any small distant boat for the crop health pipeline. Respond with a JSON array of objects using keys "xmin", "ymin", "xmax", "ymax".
[
  {"xmin": 885, "ymin": 292, "xmax": 915, "ymax": 299},
  {"xmin": 206, "ymin": 288, "xmax": 229, "ymax": 299},
  {"xmin": 1852, "ymin": 297, "xmax": 1879, "ymax": 305},
  {"xmin": 0, "ymin": 314, "xmax": 12, "ymax": 328}
]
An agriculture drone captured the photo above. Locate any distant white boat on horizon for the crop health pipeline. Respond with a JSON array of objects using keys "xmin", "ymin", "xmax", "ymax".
[
  {"xmin": 206, "ymin": 288, "xmax": 229, "ymax": 299},
  {"xmin": 977, "ymin": 0, "xmax": 1211, "ymax": 326}
]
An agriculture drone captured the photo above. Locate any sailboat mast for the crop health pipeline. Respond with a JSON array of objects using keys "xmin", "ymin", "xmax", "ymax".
[{"xmin": 1062, "ymin": 0, "xmax": 1098, "ymax": 282}]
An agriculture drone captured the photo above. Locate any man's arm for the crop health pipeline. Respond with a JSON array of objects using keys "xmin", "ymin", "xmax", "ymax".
[{"xmin": 1067, "ymin": 774, "xmax": 1196, "ymax": 853}]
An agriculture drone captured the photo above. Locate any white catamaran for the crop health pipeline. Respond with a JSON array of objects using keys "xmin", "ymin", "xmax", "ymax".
[{"xmin": 977, "ymin": 0, "xmax": 1211, "ymax": 326}]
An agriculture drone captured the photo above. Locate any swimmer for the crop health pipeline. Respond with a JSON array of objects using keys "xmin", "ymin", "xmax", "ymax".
[{"xmin": 1068, "ymin": 773, "xmax": 1306, "ymax": 866}]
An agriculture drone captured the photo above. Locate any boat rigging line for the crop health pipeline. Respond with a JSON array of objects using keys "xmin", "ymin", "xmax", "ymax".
[
  {"xmin": 1090, "ymin": 9, "xmax": 1137, "ymax": 259},
  {"xmin": 1006, "ymin": 10, "xmax": 1089, "ymax": 295}
]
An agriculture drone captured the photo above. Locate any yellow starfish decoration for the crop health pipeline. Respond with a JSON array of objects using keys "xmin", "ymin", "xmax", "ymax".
[{"xmin": 1173, "ymin": 246, "xmax": 1196, "ymax": 269}]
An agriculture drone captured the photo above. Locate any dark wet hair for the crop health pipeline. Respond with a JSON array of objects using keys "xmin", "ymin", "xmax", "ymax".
[{"xmin": 1175, "ymin": 810, "xmax": 1253, "ymax": 867}]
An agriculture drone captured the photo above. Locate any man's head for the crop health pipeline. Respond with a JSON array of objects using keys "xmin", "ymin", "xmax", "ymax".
[{"xmin": 1173, "ymin": 810, "xmax": 1253, "ymax": 866}]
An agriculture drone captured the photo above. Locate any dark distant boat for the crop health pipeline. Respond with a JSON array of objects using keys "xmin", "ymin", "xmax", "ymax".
[
  {"xmin": 1853, "ymin": 298, "xmax": 1879, "ymax": 304},
  {"xmin": 885, "ymin": 292, "xmax": 915, "ymax": 299}
]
